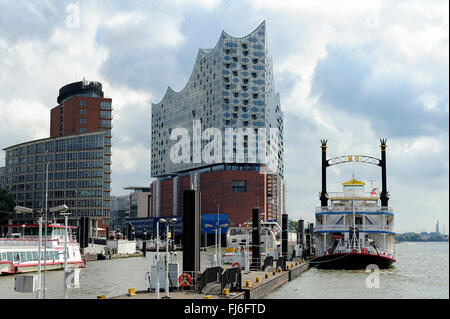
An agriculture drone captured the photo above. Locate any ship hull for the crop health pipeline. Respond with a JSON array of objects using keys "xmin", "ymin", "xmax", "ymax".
[{"xmin": 309, "ymin": 252, "xmax": 395, "ymax": 270}]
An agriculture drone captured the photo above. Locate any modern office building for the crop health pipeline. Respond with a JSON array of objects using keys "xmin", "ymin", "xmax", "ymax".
[
  {"xmin": 50, "ymin": 80, "xmax": 112, "ymax": 138},
  {"xmin": 0, "ymin": 167, "xmax": 5, "ymax": 190},
  {"xmin": 1, "ymin": 80, "xmax": 112, "ymax": 233},
  {"xmin": 150, "ymin": 21, "xmax": 285, "ymax": 225},
  {"xmin": 110, "ymin": 186, "xmax": 151, "ymax": 233},
  {"xmin": 109, "ymin": 194, "xmax": 129, "ymax": 233}
]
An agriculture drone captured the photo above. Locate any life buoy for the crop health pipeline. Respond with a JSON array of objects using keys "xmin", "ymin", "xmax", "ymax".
[
  {"xmin": 232, "ymin": 262, "xmax": 241, "ymax": 269},
  {"xmin": 178, "ymin": 273, "xmax": 192, "ymax": 287}
]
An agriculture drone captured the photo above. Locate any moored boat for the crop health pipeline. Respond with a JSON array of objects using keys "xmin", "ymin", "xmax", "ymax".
[
  {"xmin": 310, "ymin": 178, "xmax": 396, "ymax": 269},
  {"xmin": 0, "ymin": 223, "xmax": 86, "ymax": 275},
  {"xmin": 310, "ymin": 139, "xmax": 396, "ymax": 269}
]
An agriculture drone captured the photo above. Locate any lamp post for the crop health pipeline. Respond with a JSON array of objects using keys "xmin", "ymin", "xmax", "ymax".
[
  {"xmin": 52, "ymin": 205, "xmax": 70, "ymax": 299},
  {"xmin": 155, "ymin": 219, "xmax": 163, "ymax": 299},
  {"xmin": 14, "ymin": 205, "xmax": 41, "ymax": 299},
  {"xmin": 43, "ymin": 151, "xmax": 49, "ymax": 299},
  {"xmin": 159, "ymin": 218, "xmax": 177, "ymax": 298},
  {"xmin": 214, "ymin": 200, "xmax": 219, "ymax": 266},
  {"xmin": 217, "ymin": 223, "xmax": 228, "ymax": 266}
]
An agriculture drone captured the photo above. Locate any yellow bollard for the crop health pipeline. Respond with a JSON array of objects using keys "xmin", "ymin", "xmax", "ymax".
[
  {"xmin": 246, "ymin": 280, "xmax": 251, "ymax": 287},
  {"xmin": 265, "ymin": 273, "xmax": 269, "ymax": 279},
  {"xmin": 255, "ymin": 276, "xmax": 261, "ymax": 283},
  {"xmin": 272, "ymin": 269, "xmax": 276, "ymax": 275},
  {"xmin": 277, "ymin": 267, "xmax": 282, "ymax": 272},
  {"xmin": 128, "ymin": 288, "xmax": 135, "ymax": 296},
  {"xmin": 223, "ymin": 288, "xmax": 230, "ymax": 296},
  {"xmin": 205, "ymin": 295, "xmax": 212, "ymax": 299},
  {"xmin": 97, "ymin": 295, "xmax": 105, "ymax": 299}
]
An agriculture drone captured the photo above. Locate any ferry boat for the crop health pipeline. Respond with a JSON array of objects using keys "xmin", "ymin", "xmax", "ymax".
[
  {"xmin": 223, "ymin": 220, "xmax": 283, "ymax": 265},
  {"xmin": 0, "ymin": 223, "xmax": 86, "ymax": 275},
  {"xmin": 310, "ymin": 178, "xmax": 396, "ymax": 269}
]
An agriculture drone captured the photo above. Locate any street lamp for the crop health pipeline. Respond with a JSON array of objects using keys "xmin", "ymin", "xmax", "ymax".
[
  {"xmin": 214, "ymin": 200, "xmax": 220, "ymax": 266},
  {"xmin": 14, "ymin": 205, "xmax": 42, "ymax": 299},
  {"xmin": 159, "ymin": 218, "xmax": 177, "ymax": 299},
  {"xmin": 50, "ymin": 205, "xmax": 69, "ymax": 299},
  {"xmin": 155, "ymin": 218, "xmax": 165, "ymax": 299}
]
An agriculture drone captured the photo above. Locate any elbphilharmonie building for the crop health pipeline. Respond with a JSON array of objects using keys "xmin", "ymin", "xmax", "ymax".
[{"xmin": 150, "ymin": 21, "xmax": 285, "ymax": 226}]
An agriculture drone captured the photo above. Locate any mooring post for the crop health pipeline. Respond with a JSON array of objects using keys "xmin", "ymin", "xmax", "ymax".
[
  {"xmin": 282, "ymin": 214, "xmax": 288, "ymax": 259},
  {"xmin": 251, "ymin": 208, "xmax": 261, "ymax": 270},
  {"xmin": 182, "ymin": 190, "xmax": 201, "ymax": 288}
]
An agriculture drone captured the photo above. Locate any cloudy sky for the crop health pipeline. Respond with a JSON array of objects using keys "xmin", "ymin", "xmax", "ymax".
[{"xmin": 0, "ymin": 0, "xmax": 448, "ymax": 233}]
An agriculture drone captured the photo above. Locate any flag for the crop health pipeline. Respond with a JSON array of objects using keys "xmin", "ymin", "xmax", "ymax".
[{"xmin": 371, "ymin": 187, "xmax": 378, "ymax": 195}]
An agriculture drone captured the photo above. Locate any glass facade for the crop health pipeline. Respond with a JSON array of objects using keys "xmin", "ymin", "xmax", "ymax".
[
  {"xmin": 2, "ymin": 131, "xmax": 111, "ymax": 218},
  {"xmin": 151, "ymin": 21, "xmax": 284, "ymax": 178}
]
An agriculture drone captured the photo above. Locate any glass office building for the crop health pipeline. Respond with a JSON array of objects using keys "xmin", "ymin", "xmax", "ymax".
[{"xmin": 2, "ymin": 131, "xmax": 111, "ymax": 222}]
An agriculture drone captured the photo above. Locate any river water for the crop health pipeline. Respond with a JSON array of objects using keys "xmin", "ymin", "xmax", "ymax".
[
  {"xmin": 266, "ymin": 241, "xmax": 449, "ymax": 299},
  {"xmin": 0, "ymin": 242, "xmax": 448, "ymax": 299}
]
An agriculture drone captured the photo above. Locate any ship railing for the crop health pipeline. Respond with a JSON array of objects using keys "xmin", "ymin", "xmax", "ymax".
[
  {"xmin": 0, "ymin": 239, "xmax": 42, "ymax": 247},
  {"xmin": 315, "ymin": 206, "xmax": 393, "ymax": 214},
  {"xmin": 314, "ymin": 224, "xmax": 394, "ymax": 232}
]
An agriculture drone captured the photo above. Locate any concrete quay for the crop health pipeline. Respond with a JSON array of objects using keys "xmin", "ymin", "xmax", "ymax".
[{"xmin": 109, "ymin": 260, "xmax": 309, "ymax": 300}]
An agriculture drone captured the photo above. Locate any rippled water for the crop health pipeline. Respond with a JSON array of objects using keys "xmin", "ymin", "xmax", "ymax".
[
  {"xmin": 266, "ymin": 242, "xmax": 449, "ymax": 299},
  {"xmin": 1, "ymin": 243, "xmax": 447, "ymax": 299},
  {"xmin": 0, "ymin": 247, "xmax": 221, "ymax": 299}
]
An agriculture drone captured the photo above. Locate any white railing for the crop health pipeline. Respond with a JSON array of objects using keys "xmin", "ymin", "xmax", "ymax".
[
  {"xmin": 0, "ymin": 239, "xmax": 42, "ymax": 247},
  {"xmin": 328, "ymin": 191, "xmax": 378, "ymax": 198},
  {"xmin": 315, "ymin": 206, "xmax": 394, "ymax": 214},
  {"xmin": 314, "ymin": 224, "xmax": 394, "ymax": 232}
]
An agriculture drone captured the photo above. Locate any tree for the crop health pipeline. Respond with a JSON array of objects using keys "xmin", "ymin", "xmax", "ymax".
[
  {"xmin": 289, "ymin": 220, "xmax": 298, "ymax": 231},
  {"xmin": 0, "ymin": 188, "xmax": 14, "ymax": 225}
]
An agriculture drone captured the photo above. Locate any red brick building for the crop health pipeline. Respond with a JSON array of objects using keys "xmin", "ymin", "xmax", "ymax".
[
  {"xmin": 50, "ymin": 81, "xmax": 112, "ymax": 138},
  {"xmin": 150, "ymin": 166, "xmax": 285, "ymax": 226}
]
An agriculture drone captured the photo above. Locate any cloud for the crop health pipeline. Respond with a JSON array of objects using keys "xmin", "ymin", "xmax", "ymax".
[{"xmin": 0, "ymin": 0, "xmax": 448, "ymax": 233}]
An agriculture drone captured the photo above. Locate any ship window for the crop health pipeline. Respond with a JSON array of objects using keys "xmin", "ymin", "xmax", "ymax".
[
  {"xmin": 14, "ymin": 252, "xmax": 20, "ymax": 262},
  {"xmin": 32, "ymin": 252, "xmax": 38, "ymax": 260},
  {"xmin": 26, "ymin": 252, "xmax": 32, "ymax": 261},
  {"xmin": 7, "ymin": 252, "xmax": 13, "ymax": 261}
]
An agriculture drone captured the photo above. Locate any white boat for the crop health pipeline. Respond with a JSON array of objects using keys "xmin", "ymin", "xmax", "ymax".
[
  {"xmin": 311, "ymin": 178, "xmax": 396, "ymax": 269},
  {"xmin": 0, "ymin": 223, "xmax": 86, "ymax": 275},
  {"xmin": 223, "ymin": 220, "xmax": 283, "ymax": 266}
]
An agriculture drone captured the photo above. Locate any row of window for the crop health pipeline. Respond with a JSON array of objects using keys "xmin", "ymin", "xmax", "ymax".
[{"xmin": 0, "ymin": 251, "xmax": 61, "ymax": 262}]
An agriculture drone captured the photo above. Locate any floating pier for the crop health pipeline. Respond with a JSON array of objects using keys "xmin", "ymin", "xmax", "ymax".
[{"xmin": 109, "ymin": 260, "xmax": 309, "ymax": 300}]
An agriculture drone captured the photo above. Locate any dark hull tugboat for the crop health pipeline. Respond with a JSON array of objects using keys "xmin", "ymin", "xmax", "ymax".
[{"xmin": 310, "ymin": 139, "xmax": 396, "ymax": 270}]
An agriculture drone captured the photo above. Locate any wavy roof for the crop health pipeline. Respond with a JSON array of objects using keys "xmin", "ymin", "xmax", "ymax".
[{"xmin": 152, "ymin": 21, "xmax": 266, "ymax": 106}]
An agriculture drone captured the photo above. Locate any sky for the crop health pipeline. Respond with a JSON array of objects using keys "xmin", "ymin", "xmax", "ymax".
[{"xmin": 0, "ymin": 0, "xmax": 448, "ymax": 233}]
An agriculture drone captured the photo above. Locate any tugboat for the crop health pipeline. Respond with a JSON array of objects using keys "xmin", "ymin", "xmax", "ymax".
[{"xmin": 310, "ymin": 139, "xmax": 396, "ymax": 269}]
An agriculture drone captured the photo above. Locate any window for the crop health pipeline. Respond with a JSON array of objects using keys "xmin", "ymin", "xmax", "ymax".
[
  {"xmin": 100, "ymin": 101, "xmax": 112, "ymax": 110},
  {"xmin": 80, "ymin": 109, "xmax": 87, "ymax": 115},
  {"xmin": 232, "ymin": 180, "xmax": 247, "ymax": 192},
  {"xmin": 80, "ymin": 118, "xmax": 87, "ymax": 124},
  {"xmin": 80, "ymin": 100, "xmax": 87, "ymax": 106}
]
